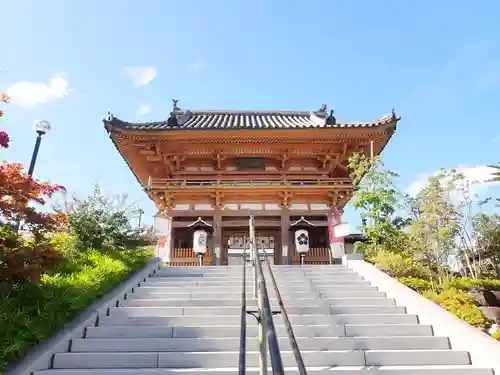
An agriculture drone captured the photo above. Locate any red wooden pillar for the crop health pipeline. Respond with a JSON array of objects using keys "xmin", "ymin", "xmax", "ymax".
[{"xmin": 327, "ymin": 207, "xmax": 345, "ymax": 261}]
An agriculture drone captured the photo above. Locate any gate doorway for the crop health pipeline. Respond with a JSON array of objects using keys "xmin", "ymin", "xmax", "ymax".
[{"xmin": 221, "ymin": 228, "xmax": 280, "ymax": 266}]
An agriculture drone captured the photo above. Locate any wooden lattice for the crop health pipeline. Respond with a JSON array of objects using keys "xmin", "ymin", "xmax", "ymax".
[
  {"xmin": 291, "ymin": 247, "xmax": 331, "ymax": 265},
  {"xmin": 168, "ymin": 248, "xmax": 213, "ymax": 267}
]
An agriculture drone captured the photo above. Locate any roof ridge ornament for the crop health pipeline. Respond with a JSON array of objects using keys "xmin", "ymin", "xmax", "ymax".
[
  {"xmin": 172, "ymin": 99, "xmax": 181, "ymax": 112},
  {"xmin": 326, "ymin": 109, "xmax": 336, "ymax": 126}
]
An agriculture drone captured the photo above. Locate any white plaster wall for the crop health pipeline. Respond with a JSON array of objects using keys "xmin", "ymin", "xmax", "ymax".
[
  {"xmin": 264, "ymin": 203, "xmax": 281, "ymax": 210},
  {"xmin": 240, "ymin": 203, "xmax": 263, "ymax": 210},
  {"xmin": 194, "ymin": 204, "xmax": 213, "ymax": 210},
  {"xmin": 310, "ymin": 203, "xmax": 328, "ymax": 210},
  {"xmin": 223, "ymin": 204, "xmax": 239, "ymax": 210},
  {"xmin": 290, "ymin": 203, "xmax": 308, "ymax": 210},
  {"xmin": 173, "ymin": 204, "xmax": 190, "ymax": 211}
]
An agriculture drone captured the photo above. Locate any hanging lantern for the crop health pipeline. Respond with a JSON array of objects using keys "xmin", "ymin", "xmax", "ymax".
[
  {"xmin": 193, "ymin": 229, "xmax": 208, "ymax": 255},
  {"xmin": 294, "ymin": 229, "xmax": 310, "ymax": 254},
  {"xmin": 187, "ymin": 217, "xmax": 213, "ymax": 264}
]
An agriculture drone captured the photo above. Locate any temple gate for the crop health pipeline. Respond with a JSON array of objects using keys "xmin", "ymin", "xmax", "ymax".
[{"xmin": 104, "ymin": 102, "xmax": 399, "ymax": 265}]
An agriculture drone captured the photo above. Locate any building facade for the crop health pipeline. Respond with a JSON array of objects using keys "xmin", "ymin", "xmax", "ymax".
[{"xmin": 104, "ymin": 102, "xmax": 399, "ymax": 266}]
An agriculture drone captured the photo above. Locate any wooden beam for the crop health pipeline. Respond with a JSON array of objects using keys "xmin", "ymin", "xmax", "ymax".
[
  {"xmin": 222, "ymin": 220, "xmax": 280, "ymax": 227},
  {"xmin": 281, "ymin": 209, "xmax": 290, "ymax": 265},
  {"xmin": 170, "ymin": 209, "xmax": 330, "ymax": 217},
  {"xmin": 213, "ymin": 210, "xmax": 222, "ymax": 266}
]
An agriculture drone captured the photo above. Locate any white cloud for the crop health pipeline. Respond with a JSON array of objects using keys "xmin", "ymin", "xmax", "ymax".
[
  {"xmin": 189, "ymin": 61, "xmax": 203, "ymax": 74},
  {"xmin": 136, "ymin": 104, "xmax": 151, "ymax": 116},
  {"xmin": 406, "ymin": 165, "xmax": 499, "ymax": 197},
  {"xmin": 122, "ymin": 66, "xmax": 156, "ymax": 86},
  {"xmin": 7, "ymin": 74, "xmax": 70, "ymax": 107}
]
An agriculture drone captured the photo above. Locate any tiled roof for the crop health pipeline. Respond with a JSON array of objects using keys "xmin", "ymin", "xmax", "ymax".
[{"xmin": 103, "ymin": 108, "xmax": 400, "ymax": 132}]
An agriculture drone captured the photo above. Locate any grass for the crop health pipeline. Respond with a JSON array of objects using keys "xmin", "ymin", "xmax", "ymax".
[{"xmin": 0, "ymin": 246, "xmax": 153, "ymax": 373}]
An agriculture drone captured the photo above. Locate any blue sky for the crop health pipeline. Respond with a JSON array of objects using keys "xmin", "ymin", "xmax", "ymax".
[{"xmin": 1, "ymin": 0, "xmax": 500, "ymax": 228}]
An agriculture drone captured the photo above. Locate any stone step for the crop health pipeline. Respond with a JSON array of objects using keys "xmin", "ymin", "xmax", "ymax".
[
  {"xmin": 98, "ymin": 313, "xmax": 419, "ymax": 326},
  {"xmin": 86, "ymin": 324, "xmax": 434, "ymax": 339},
  {"xmin": 329, "ymin": 306, "xmax": 406, "ymax": 315},
  {"xmin": 151, "ymin": 275, "xmax": 363, "ymax": 281},
  {"xmin": 153, "ymin": 267, "xmax": 359, "ymax": 278},
  {"xmin": 118, "ymin": 297, "xmax": 395, "ymax": 308},
  {"xmin": 32, "ymin": 366, "xmax": 496, "ymax": 375},
  {"xmin": 139, "ymin": 280, "xmax": 368, "ymax": 287},
  {"xmin": 108, "ymin": 305, "xmax": 406, "ymax": 317},
  {"xmin": 71, "ymin": 336, "xmax": 450, "ymax": 352},
  {"xmin": 128, "ymin": 290, "xmax": 385, "ymax": 299},
  {"xmin": 52, "ymin": 350, "xmax": 472, "ymax": 369},
  {"xmin": 136, "ymin": 284, "xmax": 377, "ymax": 292},
  {"xmin": 153, "ymin": 266, "xmax": 348, "ymax": 274},
  {"xmin": 86, "ymin": 324, "xmax": 346, "ymax": 338}
]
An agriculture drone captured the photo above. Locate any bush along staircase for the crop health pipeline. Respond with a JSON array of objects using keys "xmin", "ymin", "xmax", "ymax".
[{"xmin": 32, "ymin": 263, "xmax": 496, "ymax": 375}]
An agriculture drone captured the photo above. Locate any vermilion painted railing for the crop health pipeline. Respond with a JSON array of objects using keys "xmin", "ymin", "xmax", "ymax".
[{"xmin": 148, "ymin": 177, "xmax": 352, "ymax": 189}]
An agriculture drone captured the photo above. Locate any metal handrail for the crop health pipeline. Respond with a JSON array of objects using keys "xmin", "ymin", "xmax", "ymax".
[
  {"xmin": 249, "ymin": 216, "xmax": 285, "ymax": 375},
  {"xmin": 238, "ymin": 244, "xmax": 248, "ymax": 375},
  {"xmin": 262, "ymin": 248, "xmax": 308, "ymax": 375}
]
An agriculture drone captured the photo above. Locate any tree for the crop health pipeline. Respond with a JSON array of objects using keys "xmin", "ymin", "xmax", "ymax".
[
  {"xmin": 472, "ymin": 213, "xmax": 500, "ymax": 278},
  {"xmin": 488, "ymin": 163, "xmax": 500, "ymax": 182},
  {"xmin": 348, "ymin": 153, "xmax": 413, "ymax": 258},
  {"xmin": 408, "ymin": 171, "xmax": 460, "ymax": 285},
  {"xmin": 407, "ymin": 169, "xmax": 493, "ymax": 282},
  {"xmin": 487, "ymin": 163, "xmax": 500, "ymax": 207},
  {"xmin": 57, "ymin": 184, "xmax": 146, "ymax": 251},
  {"xmin": 0, "ymin": 92, "xmax": 66, "ymax": 283},
  {"xmin": 0, "ymin": 92, "xmax": 9, "ymax": 148},
  {"xmin": 0, "ymin": 93, "xmax": 65, "ymax": 234}
]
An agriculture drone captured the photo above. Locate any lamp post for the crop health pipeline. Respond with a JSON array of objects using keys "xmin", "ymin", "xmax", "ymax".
[
  {"xmin": 14, "ymin": 120, "xmax": 51, "ymax": 232},
  {"xmin": 27, "ymin": 120, "xmax": 51, "ymax": 176},
  {"xmin": 137, "ymin": 209, "xmax": 144, "ymax": 229}
]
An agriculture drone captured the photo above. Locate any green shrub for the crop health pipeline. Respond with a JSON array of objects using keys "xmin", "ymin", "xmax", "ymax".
[
  {"xmin": 0, "ymin": 246, "xmax": 152, "ymax": 372},
  {"xmin": 374, "ymin": 250, "xmax": 428, "ymax": 279},
  {"xmin": 444, "ymin": 277, "xmax": 500, "ymax": 291},
  {"xmin": 492, "ymin": 330, "xmax": 500, "ymax": 341},
  {"xmin": 50, "ymin": 232, "xmax": 77, "ymax": 256},
  {"xmin": 422, "ymin": 288, "xmax": 490, "ymax": 329},
  {"xmin": 0, "ymin": 227, "xmax": 65, "ymax": 284},
  {"xmin": 398, "ymin": 276, "xmax": 433, "ymax": 293}
]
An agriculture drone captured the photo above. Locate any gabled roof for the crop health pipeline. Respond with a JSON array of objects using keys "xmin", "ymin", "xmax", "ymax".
[{"xmin": 104, "ymin": 105, "xmax": 400, "ymax": 133}]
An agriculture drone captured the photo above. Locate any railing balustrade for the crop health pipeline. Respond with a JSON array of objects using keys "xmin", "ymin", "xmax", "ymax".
[
  {"xmin": 239, "ymin": 215, "xmax": 308, "ymax": 375},
  {"xmin": 148, "ymin": 177, "xmax": 352, "ymax": 189}
]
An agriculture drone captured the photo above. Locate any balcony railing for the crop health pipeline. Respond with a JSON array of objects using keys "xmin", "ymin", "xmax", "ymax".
[{"xmin": 148, "ymin": 177, "xmax": 352, "ymax": 189}]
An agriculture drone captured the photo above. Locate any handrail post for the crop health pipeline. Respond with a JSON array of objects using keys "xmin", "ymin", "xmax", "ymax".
[
  {"xmin": 238, "ymin": 242, "xmax": 248, "ymax": 375},
  {"xmin": 250, "ymin": 215, "xmax": 268, "ymax": 375},
  {"xmin": 251, "ymin": 222, "xmax": 258, "ymax": 300},
  {"xmin": 262, "ymin": 244, "xmax": 308, "ymax": 375}
]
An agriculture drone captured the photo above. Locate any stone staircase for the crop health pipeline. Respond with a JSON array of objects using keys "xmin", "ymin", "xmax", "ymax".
[{"xmin": 34, "ymin": 265, "xmax": 494, "ymax": 374}]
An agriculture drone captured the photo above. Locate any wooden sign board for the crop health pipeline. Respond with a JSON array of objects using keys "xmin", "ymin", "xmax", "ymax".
[{"xmin": 236, "ymin": 157, "xmax": 265, "ymax": 171}]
